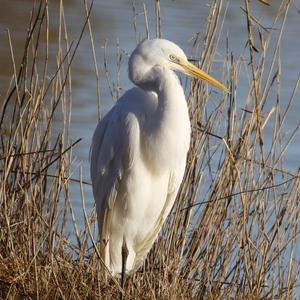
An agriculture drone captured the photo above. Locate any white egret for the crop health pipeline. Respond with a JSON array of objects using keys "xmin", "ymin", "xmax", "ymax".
[{"xmin": 90, "ymin": 39, "xmax": 227, "ymax": 284}]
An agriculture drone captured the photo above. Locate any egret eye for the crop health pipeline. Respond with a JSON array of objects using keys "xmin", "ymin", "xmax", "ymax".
[{"xmin": 169, "ymin": 54, "xmax": 179, "ymax": 64}]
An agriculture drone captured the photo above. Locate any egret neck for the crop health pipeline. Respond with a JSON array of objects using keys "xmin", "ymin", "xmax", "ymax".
[{"xmin": 137, "ymin": 65, "xmax": 191, "ymax": 174}]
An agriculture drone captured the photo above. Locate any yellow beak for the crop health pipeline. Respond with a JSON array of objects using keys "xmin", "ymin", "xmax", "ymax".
[
  {"xmin": 170, "ymin": 55, "xmax": 228, "ymax": 92},
  {"xmin": 181, "ymin": 60, "xmax": 228, "ymax": 92}
]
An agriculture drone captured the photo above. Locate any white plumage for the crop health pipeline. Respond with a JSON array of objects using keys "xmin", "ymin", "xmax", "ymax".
[{"xmin": 90, "ymin": 38, "xmax": 227, "ymax": 275}]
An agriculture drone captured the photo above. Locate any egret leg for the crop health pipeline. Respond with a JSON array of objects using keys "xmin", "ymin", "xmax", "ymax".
[{"xmin": 120, "ymin": 236, "xmax": 128, "ymax": 300}]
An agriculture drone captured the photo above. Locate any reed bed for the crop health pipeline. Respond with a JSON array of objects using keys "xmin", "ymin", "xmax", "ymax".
[{"xmin": 0, "ymin": 0, "xmax": 299, "ymax": 299}]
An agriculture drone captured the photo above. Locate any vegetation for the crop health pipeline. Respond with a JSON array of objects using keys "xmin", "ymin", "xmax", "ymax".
[{"xmin": 0, "ymin": 0, "xmax": 299, "ymax": 299}]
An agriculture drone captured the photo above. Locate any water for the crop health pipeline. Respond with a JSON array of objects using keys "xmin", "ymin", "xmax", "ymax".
[{"xmin": 0, "ymin": 1, "xmax": 299, "ymax": 231}]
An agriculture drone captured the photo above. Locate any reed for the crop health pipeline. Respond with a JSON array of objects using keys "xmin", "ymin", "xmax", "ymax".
[{"xmin": 0, "ymin": 0, "xmax": 299, "ymax": 299}]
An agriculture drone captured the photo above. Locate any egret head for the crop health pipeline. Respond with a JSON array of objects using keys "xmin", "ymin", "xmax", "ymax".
[{"xmin": 128, "ymin": 38, "xmax": 228, "ymax": 92}]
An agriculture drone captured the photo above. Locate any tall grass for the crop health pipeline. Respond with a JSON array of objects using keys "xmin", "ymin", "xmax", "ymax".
[{"xmin": 0, "ymin": 0, "xmax": 299, "ymax": 299}]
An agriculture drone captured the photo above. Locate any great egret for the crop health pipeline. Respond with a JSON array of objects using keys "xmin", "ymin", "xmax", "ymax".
[{"xmin": 90, "ymin": 38, "xmax": 227, "ymax": 283}]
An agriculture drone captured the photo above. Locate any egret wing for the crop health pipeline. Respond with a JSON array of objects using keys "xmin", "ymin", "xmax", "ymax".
[{"xmin": 90, "ymin": 102, "xmax": 140, "ymax": 265}]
